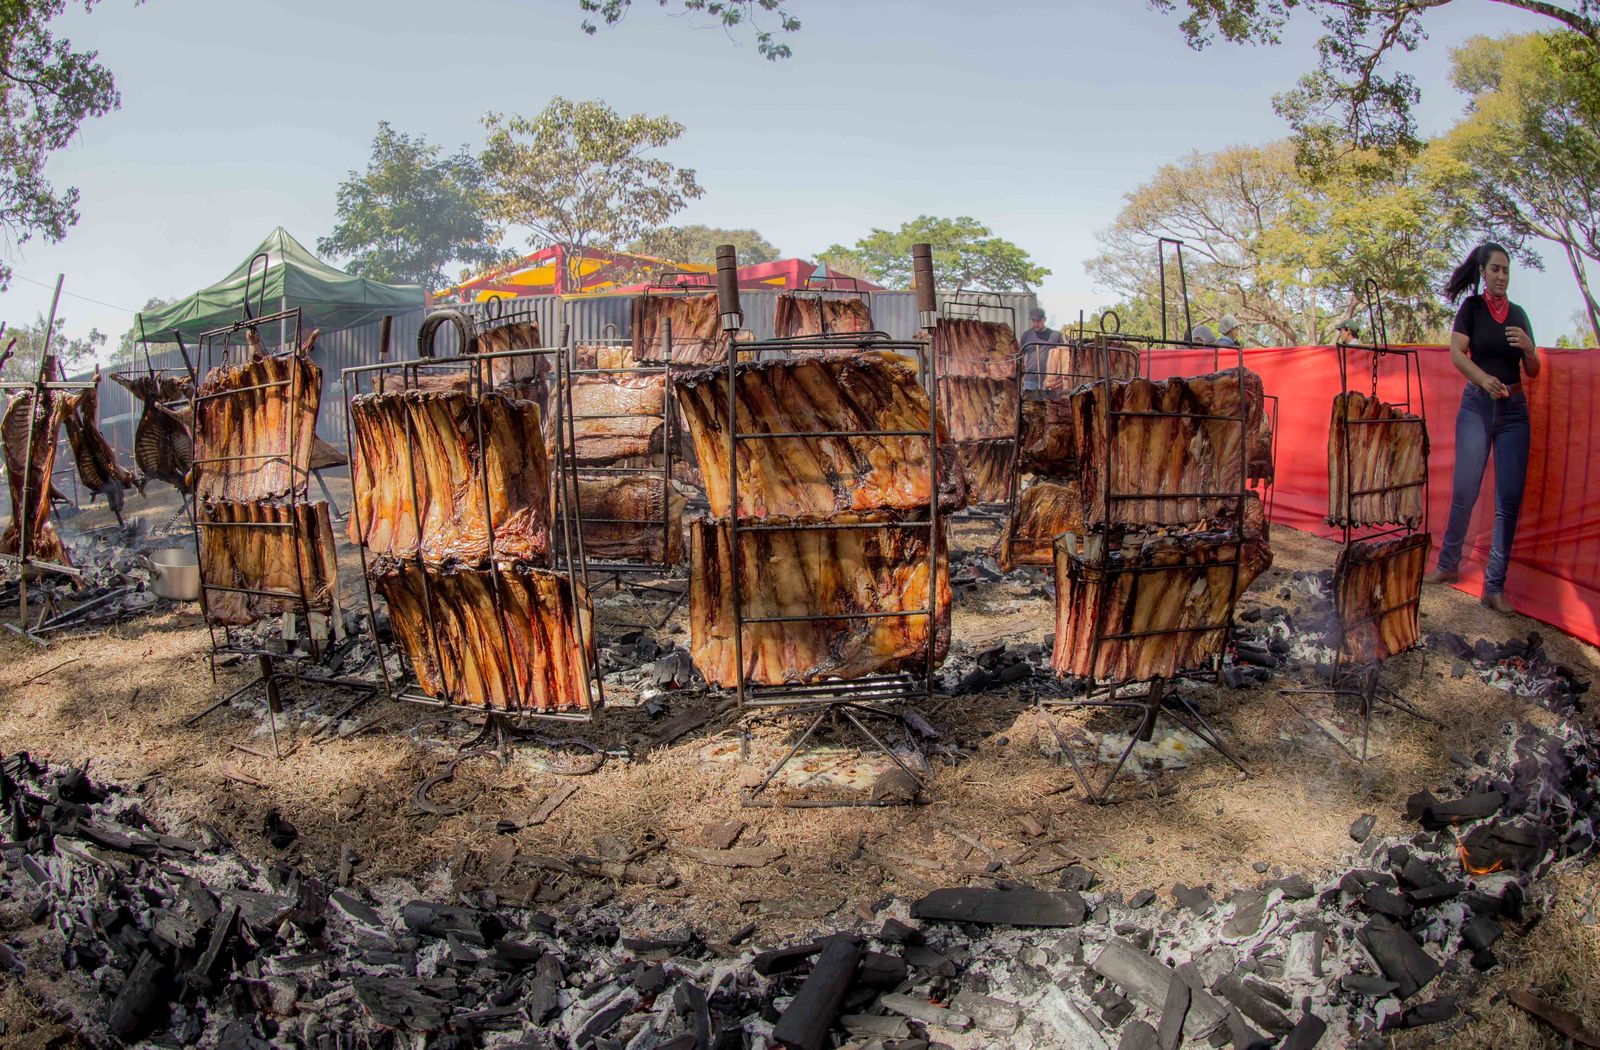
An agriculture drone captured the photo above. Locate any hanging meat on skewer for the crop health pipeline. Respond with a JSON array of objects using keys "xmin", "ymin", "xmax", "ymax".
[
  {"xmin": 1, "ymin": 366, "xmax": 72, "ymax": 566},
  {"xmin": 633, "ymin": 293, "xmax": 726, "ymax": 366},
  {"xmin": 998, "ymin": 479, "xmax": 1084, "ymax": 571},
  {"xmin": 1333, "ymin": 533, "xmax": 1429, "ymax": 665},
  {"xmin": 1018, "ymin": 393, "xmax": 1076, "ymax": 476},
  {"xmin": 196, "ymin": 500, "xmax": 339, "ymax": 626},
  {"xmin": 191, "ymin": 331, "xmax": 322, "ymax": 503},
  {"xmin": 772, "ymin": 293, "xmax": 873, "ymax": 340},
  {"xmin": 1327, "ymin": 391, "xmax": 1426, "ymax": 528},
  {"xmin": 569, "ymin": 474, "xmax": 685, "ymax": 564},
  {"xmin": 108, "ymin": 372, "xmax": 194, "ymax": 493},
  {"xmin": 60, "ymin": 368, "xmax": 139, "ymax": 524},
  {"xmin": 1036, "ymin": 341, "xmax": 1139, "ymax": 390},
  {"xmin": 562, "ymin": 372, "xmax": 666, "ymax": 466}
]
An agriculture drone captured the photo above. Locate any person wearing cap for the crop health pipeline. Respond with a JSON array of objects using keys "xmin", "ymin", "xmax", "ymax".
[
  {"xmin": 1334, "ymin": 318, "xmax": 1361, "ymax": 346},
  {"xmin": 1019, "ymin": 306, "xmax": 1064, "ymax": 391},
  {"xmin": 1217, "ymin": 313, "xmax": 1244, "ymax": 348},
  {"xmin": 1187, "ymin": 324, "xmax": 1217, "ymax": 346}
]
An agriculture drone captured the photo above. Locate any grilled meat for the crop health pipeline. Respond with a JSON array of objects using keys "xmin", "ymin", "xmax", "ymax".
[
  {"xmin": 772, "ymin": 294, "xmax": 873, "ymax": 339},
  {"xmin": 633, "ymin": 294, "xmax": 725, "ymax": 365},
  {"xmin": 110, "ymin": 372, "xmax": 194, "ymax": 492},
  {"xmin": 575, "ymin": 344, "xmax": 640, "ymax": 370},
  {"xmin": 192, "ymin": 351, "xmax": 321, "ymax": 502},
  {"xmin": 570, "ymin": 474, "xmax": 685, "ymax": 564},
  {"xmin": 1, "ymin": 377, "xmax": 71, "ymax": 565},
  {"xmin": 932, "ymin": 319, "xmax": 1019, "ymax": 380},
  {"xmin": 998, "ymin": 479, "xmax": 1083, "ymax": 570},
  {"xmin": 1327, "ymin": 391, "xmax": 1426, "ymax": 528},
  {"xmin": 197, "ymin": 500, "xmax": 339, "ymax": 626},
  {"xmin": 1334, "ymin": 533, "xmax": 1429, "ymax": 664},
  {"xmin": 1019, "ymin": 393, "xmax": 1075, "ymax": 476},
  {"xmin": 60, "ymin": 368, "xmax": 138, "ymax": 523},
  {"xmin": 472, "ymin": 320, "xmax": 548, "ymax": 396},
  {"xmin": 953, "ymin": 439, "xmax": 1016, "ymax": 506},
  {"xmin": 1037, "ymin": 341, "xmax": 1139, "ymax": 389},
  {"xmin": 374, "ymin": 558, "xmax": 596, "ymax": 713},
  {"xmin": 563, "ymin": 372, "xmax": 666, "ymax": 466},
  {"xmin": 940, "ymin": 376, "xmax": 1017, "ymax": 443}
]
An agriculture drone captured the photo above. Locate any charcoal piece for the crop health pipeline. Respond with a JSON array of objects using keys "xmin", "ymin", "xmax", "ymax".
[
  {"xmin": 1129, "ymin": 889, "xmax": 1157, "ymax": 909},
  {"xmin": 951, "ymin": 990, "xmax": 1022, "ymax": 1033},
  {"xmin": 576, "ymin": 993, "xmax": 638, "ymax": 1045},
  {"xmin": 1383, "ymin": 997, "xmax": 1458, "ymax": 1030},
  {"xmin": 107, "ymin": 950, "xmax": 172, "ymax": 1042},
  {"xmin": 489, "ymin": 941, "xmax": 544, "ymax": 972},
  {"xmin": 1397, "ymin": 857, "xmax": 1442, "ymax": 890},
  {"xmin": 1360, "ymin": 886, "xmax": 1414, "ymax": 922},
  {"xmin": 1091, "ymin": 940, "xmax": 1226, "ymax": 1043},
  {"xmin": 857, "ymin": 950, "xmax": 910, "ymax": 989},
  {"xmin": 1212, "ymin": 972, "xmax": 1292, "ymax": 1035},
  {"xmin": 1406, "ymin": 881, "xmax": 1464, "ymax": 906},
  {"xmin": 1057, "ymin": 865, "xmax": 1099, "ymax": 892},
  {"xmin": 752, "ymin": 935, "xmax": 859, "ymax": 976},
  {"xmin": 911, "ymin": 887, "xmax": 1086, "ymax": 927},
  {"xmin": 1119, "ymin": 1020, "xmax": 1159, "ymax": 1050},
  {"xmin": 1420, "ymin": 792, "xmax": 1506, "ymax": 829},
  {"xmin": 621, "ymin": 930, "xmax": 694, "ymax": 953},
  {"xmin": 401, "ymin": 901, "xmax": 506, "ymax": 947},
  {"xmin": 878, "ymin": 918, "xmax": 922, "ymax": 944},
  {"xmin": 1356, "ymin": 917, "xmax": 1441, "ymax": 1000},
  {"xmin": 1349, "ymin": 814, "xmax": 1376, "ymax": 842},
  {"xmin": 328, "ymin": 890, "xmax": 381, "ymax": 930},
  {"xmin": 1470, "ymin": 947, "xmax": 1498, "ymax": 971},
  {"xmin": 1462, "ymin": 915, "xmax": 1503, "ymax": 952},
  {"xmin": 772, "ymin": 939, "xmax": 861, "ymax": 1050},
  {"xmin": 528, "ymin": 955, "xmax": 562, "ymax": 1023},
  {"xmin": 1222, "ymin": 891, "xmax": 1267, "ymax": 939},
  {"xmin": 904, "ymin": 943, "xmax": 956, "ymax": 976},
  {"xmin": 187, "ymin": 905, "xmax": 239, "ymax": 998},
  {"xmin": 1405, "ymin": 790, "xmax": 1438, "ymax": 822},
  {"xmin": 1172, "ymin": 883, "xmax": 1213, "ymax": 915},
  {"xmin": 1224, "ymin": 1005, "xmax": 1268, "ymax": 1049},
  {"xmin": 1242, "ymin": 976, "xmax": 1292, "ymax": 1011},
  {"xmin": 1279, "ymin": 1011, "xmax": 1328, "ymax": 1050}
]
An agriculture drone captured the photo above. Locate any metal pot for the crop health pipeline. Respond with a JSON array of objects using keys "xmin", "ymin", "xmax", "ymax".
[{"xmin": 141, "ymin": 548, "xmax": 200, "ymax": 602}]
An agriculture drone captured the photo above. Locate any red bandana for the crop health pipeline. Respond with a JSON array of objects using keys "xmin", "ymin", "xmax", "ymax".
[{"xmin": 1484, "ymin": 292, "xmax": 1511, "ymax": 324}]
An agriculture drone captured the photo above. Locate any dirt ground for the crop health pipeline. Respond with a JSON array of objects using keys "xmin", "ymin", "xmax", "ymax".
[{"xmin": 3, "ymin": 480, "xmax": 1599, "ymax": 1040}]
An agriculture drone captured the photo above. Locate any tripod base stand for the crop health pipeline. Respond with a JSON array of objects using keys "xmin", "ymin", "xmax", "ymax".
[
  {"xmin": 1039, "ymin": 676, "xmax": 1249, "ymax": 805},
  {"xmin": 1279, "ymin": 653, "xmax": 1437, "ymax": 763},
  {"xmin": 738, "ymin": 701, "xmax": 931, "ymax": 809}
]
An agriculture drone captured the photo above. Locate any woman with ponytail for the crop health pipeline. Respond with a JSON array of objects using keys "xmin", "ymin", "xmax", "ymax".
[{"xmin": 1423, "ymin": 242, "xmax": 1542, "ymax": 614}]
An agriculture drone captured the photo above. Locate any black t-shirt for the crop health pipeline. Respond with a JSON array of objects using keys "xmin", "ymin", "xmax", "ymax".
[{"xmin": 1453, "ymin": 294, "xmax": 1534, "ymax": 384}]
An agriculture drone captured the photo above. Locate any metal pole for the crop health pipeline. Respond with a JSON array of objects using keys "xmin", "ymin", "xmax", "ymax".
[
  {"xmin": 17, "ymin": 274, "xmax": 65, "ymax": 630},
  {"xmin": 716, "ymin": 244, "xmax": 745, "ymax": 707}
]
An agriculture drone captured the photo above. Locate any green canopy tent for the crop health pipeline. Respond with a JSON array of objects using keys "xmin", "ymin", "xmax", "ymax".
[{"xmin": 135, "ymin": 227, "xmax": 423, "ymax": 346}]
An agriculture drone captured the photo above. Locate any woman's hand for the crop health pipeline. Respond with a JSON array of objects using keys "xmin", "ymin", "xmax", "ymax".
[
  {"xmin": 1481, "ymin": 375, "xmax": 1511, "ymax": 399},
  {"xmin": 1507, "ymin": 326, "xmax": 1535, "ymax": 353}
]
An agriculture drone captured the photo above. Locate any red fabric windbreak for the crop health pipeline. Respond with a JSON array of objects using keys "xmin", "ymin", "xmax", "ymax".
[{"xmin": 1142, "ymin": 345, "xmax": 1600, "ymax": 648}]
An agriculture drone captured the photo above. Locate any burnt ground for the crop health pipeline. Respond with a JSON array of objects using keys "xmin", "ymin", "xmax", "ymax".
[{"xmin": 2, "ymin": 478, "xmax": 1599, "ymax": 1045}]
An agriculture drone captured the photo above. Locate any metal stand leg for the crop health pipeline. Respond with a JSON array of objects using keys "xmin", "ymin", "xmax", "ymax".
[
  {"xmin": 1280, "ymin": 652, "xmax": 1439, "ymax": 762},
  {"xmin": 740, "ymin": 702, "xmax": 929, "ymax": 809}
]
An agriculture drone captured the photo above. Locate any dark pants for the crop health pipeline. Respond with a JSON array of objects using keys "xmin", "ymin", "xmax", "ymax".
[{"xmin": 1437, "ymin": 383, "xmax": 1530, "ymax": 593}]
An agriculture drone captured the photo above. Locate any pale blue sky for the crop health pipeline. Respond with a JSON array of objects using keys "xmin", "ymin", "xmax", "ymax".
[{"xmin": 1, "ymin": 0, "xmax": 1586, "ymax": 351}]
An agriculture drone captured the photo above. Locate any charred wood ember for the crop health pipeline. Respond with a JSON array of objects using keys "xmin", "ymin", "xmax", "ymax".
[
  {"xmin": 574, "ymin": 474, "xmax": 685, "ymax": 564},
  {"xmin": 1071, "ymin": 369, "xmax": 1273, "ymax": 527},
  {"xmin": 373, "ymin": 558, "xmax": 595, "ymax": 712},
  {"xmin": 60, "ymin": 368, "xmax": 139, "ymax": 523},
  {"xmin": 564, "ymin": 372, "xmax": 666, "ymax": 465},
  {"xmin": 109, "ymin": 372, "xmax": 194, "ymax": 492},
  {"xmin": 1327, "ymin": 392, "xmax": 1425, "ymax": 528},
  {"xmin": 197, "ymin": 501, "xmax": 339, "ymax": 626},
  {"xmin": 1333, "ymin": 533, "xmax": 1429, "ymax": 664},
  {"xmin": 1, "ymin": 373, "xmax": 71, "ymax": 565},
  {"xmin": 633, "ymin": 294, "xmax": 726, "ymax": 365},
  {"xmin": 1053, "ymin": 529, "xmax": 1272, "ymax": 681},
  {"xmin": 772, "ymin": 293, "xmax": 873, "ymax": 340},
  {"xmin": 687, "ymin": 513, "xmax": 950, "ymax": 688},
  {"xmin": 998, "ymin": 480, "xmax": 1084, "ymax": 570},
  {"xmin": 192, "ymin": 340, "xmax": 321, "ymax": 502},
  {"xmin": 673, "ymin": 351, "xmax": 970, "ymax": 520},
  {"xmin": 346, "ymin": 388, "xmax": 551, "ymax": 565},
  {"xmin": 1019, "ymin": 393, "xmax": 1076, "ymax": 476}
]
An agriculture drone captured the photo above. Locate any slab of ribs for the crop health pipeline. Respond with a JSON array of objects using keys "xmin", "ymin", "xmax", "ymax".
[
  {"xmin": 772, "ymin": 293, "xmax": 873, "ymax": 340},
  {"xmin": 1327, "ymin": 391, "xmax": 1426, "ymax": 528},
  {"xmin": 61, "ymin": 368, "xmax": 139, "ymax": 524},
  {"xmin": 346, "ymin": 388, "xmax": 551, "ymax": 565},
  {"xmin": 1018, "ymin": 393, "xmax": 1076, "ymax": 476},
  {"xmin": 575, "ymin": 344, "xmax": 639, "ymax": 371},
  {"xmin": 1071, "ymin": 368, "xmax": 1274, "ymax": 527},
  {"xmin": 689, "ymin": 513, "xmax": 950, "ymax": 688},
  {"xmin": 998, "ymin": 479, "xmax": 1084, "ymax": 571},
  {"xmin": 565, "ymin": 372, "xmax": 666, "ymax": 466},
  {"xmin": 109, "ymin": 372, "xmax": 193, "ymax": 492},
  {"xmin": 1036, "ymin": 342, "xmax": 1139, "ymax": 390},
  {"xmin": 192, "ymin": 346, "xmax": 321, "ymax": 502},
  {"xmin": 373, "ymin": 558, "xmax": 597, "ymax": 713},
  {"xmin": 673, "ymin": 351, "xmax": 970, "ymax": 520},
  {"xmin": 1053, "ymin": 529, "xmax": 1272, "ymax": 681},
  {"xmin": 197, "ymin": 500, "xmax": 338, "ymax": 626},
  {"xmin": 1, "ymin": 371, "xmax": 71, "ymax": 565},
  {"xmin": 571, "ymin": 475, "xmax": 684, "ymax": 564},
  {"xmin": 931, "ymin": 319, "xmax": 1022, "ymax": 506},
  {"xmin": 472, "ymin": 320, "xmax": 547, "ymax": 396},
  {"xmin": 633, "ymin": 294, "xmax": 726, "ymax": 366},
  {"xmin": 1333, "ymin": 533, "xmax": 1429, "ymax": 665}
]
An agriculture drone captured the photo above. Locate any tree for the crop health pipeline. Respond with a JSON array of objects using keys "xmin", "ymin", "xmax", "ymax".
[
  {"xmin": 1086, "ymin": 140, "xmax": 1466, "ymax": 344},
  {"xmin": 1, "ymin": 312, "xmax": 104, "ymax": 382},
  {"xmin": 112, "ymin": 296, "xmax": 177, "ymax": 365},
  {"xmin": 628, "ymin": 225, "xmax": 781, "ymax": 265},
  {"xmin": 1151, "ymin": 1, "xmax": 1600, "ymax": 161},
  {"xmin": 316, "ymin": 123, "xmax": 503, "ymax": 291},
  {"xmin": 480, "ymin": 98, "xmax": 704, "ymax": 292},
  {"xmin": 821, "ymin": 216, "xmax": 1050, "ymax": 291},
  {"xmin": 1, "ymin": 0, "xmax": 127, "ymax": 291},
  {"xmin": 577, "ymin": 1, "xmax": 799, "ymax": 59},
  {"xmin": 1438, "ymin": 32, "xmax": 1600, "ymax": 344}
]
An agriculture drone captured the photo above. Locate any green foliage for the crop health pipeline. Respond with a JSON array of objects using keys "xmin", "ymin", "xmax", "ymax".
[
  {"xmin": 821, "ymin": 216, "xmax": 1050, "ymax": 292},
  {"xmin": 480, "ymin": 98, "xmax": 704, "ymax": 290},
  {"xmin": 1437, "ymin": 32, "xmax": 1600, "ymax": 344},
  {"xmin": 628, "ymin": 225, "xmax": 781, "ymax": 265},
  {"xmin": 0, "ymin": 0, "xmax": 128, "ymax": 291},
  {"xmin": 1087, "ymin": 140, "xmax": 1464, "ymax": 344},
  {"xmin": 577, "ymin": 0, "xmax": 799, "ymax": 59},
  {"xmin": 1, "ymin": 312, "xmax": 104, "ymax": 381},
  {"xmin": 1150, "ymin": 1, "xmax": 1600, "ymax": 162},
  {"xmin": 316, "ymin": 123, "xmax": 503, "ymax": 291}
]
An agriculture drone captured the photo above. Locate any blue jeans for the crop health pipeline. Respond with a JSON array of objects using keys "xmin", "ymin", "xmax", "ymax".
[{"xmin": 1436, "ymin": 383, "xmax": 1530, "ymax": 593}]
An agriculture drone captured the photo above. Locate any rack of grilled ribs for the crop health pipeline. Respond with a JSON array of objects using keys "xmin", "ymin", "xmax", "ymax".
[
  {"xmin": 673, "ymin": 350, "xmax": 970, "ymax": 520},
  {"xmin": 110, "ymin": 373, "xmax": 194, "ymax": 492},
  {"xmin": 1036, "ymin": 341, "xmax": 1140, "ymax": 390},
  {"xmin": 346, "ymin": 388, "xmax": 550, "ymax": 565},
  {"xmin": 633, "ymin": 294, "xmax": 725, "ymax": 366},
  {"xmin": 59, "ymin": 369, "xmax": 139, "ymax": 523},
  {"xmin": 933, "ymin": 319, "xmax": 1019, "ymax": 380},
  {"xmin": 373, "ymin": 558, "xmax": 596, "ymax": 712},
  {"xmin": 773, "ymin": 293, "xmax": 874, "ymax": 340},
  {"xmin": 952, "ymin": 439, "xmax": 1016, "ymax": 506},
  {"xmin": 1019, "ymin": 393, "xmax": 1075, "ymax": 475},
  {"xmin": 192, "ymin": 349, "xmax": 321, "ymax": 502},
  {"xmin": 1333, "ymin": 533, "xmax": 1429, "ymax": 665},
  {"xmin": 563, "ymin": 372, "xmax": 666, "ymax": 466},
  {"xmin": 472, "ymin": 320, "xmax": 548, "ymax": 396},
  {"xmin": 689, "ymin": 512, "xmax": 950, "ymax": 688},
  {"xmin": 197, "ymin": 500, "xmax": 338, "ymax": 626},
  {"xmin": 1, "ymin": 382, "xmax": 71, "ymax": 565},
  {"xmin": 1071, "ymin": 368, "xmax": 1273, "ymax": 527},
  {"xmin": 570, "ymin": 474, "xmax": 685, "ymax": 564},
  {"xmin": 575, "ymin": 343, "xmax": 640, "ymax": 371},
  {"xmin": 998, "ymin": 480, "xmax": 1084, "ymax": 570},
  {"xmin": 1053, "ymin": 528, "xmax": 1272, "ymax": 681},
  {"xmin": 1327, "ymin": 391, "xmax": 1426, "ymax": 528}
]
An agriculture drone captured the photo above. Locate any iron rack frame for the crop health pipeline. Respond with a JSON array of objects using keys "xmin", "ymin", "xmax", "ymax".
[
  {"xmin": 1280, "ymin": 280, "xmax": 1435, "ymax": 761},
  {"xmin": 711, "ymin": 246, "xmax": 944, "ymax": 808},
  {"xmin": 772, "ymin": 276, "xmax": 876, "ymax": 340},
  {"xmin": 932, "ymin": 292, "xmax": 1024, "ymax": 523},
  {"xmin": 340, "ymin": 317, "xmax": 603, "ymax": 727},
  {"xmin": 1039, "ymin": 329, "xmax": 1265, "ymax": 804}
]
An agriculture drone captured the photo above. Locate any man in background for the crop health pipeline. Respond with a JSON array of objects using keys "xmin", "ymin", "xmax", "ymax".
[
  {"xmin": 1217, "ymin": 313, "xmax": 1245, "ymax": 347},
  {"xmin": 1019, "ymin": 307, "xmax": 1064, "ymax": 390}
]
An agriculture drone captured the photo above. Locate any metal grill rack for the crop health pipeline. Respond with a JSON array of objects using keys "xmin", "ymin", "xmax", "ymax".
[
  {"xmin": 340, "ymin": 311, "xmax": 603, "ymax": 728},
  {"xmin": 772, "ymin": 274, "xmax": 875, "ymax": 340},
  {"xmin": 0, "ymin": 278, "xmax": 97, "ymax": 642},
  {"xmin": 707, "ymin": 244, "xmax": 945, "ymax": 807},
  {"xmin": 1040, "ymin": 334, "xmax": 1266, "ymax": 804},
  {"xmin": 1281, "ymin": 281, "xmax": 1434, "ymax": 760},
  {"xmin": 933, "ymin": 290, "xmax": 1023, "ymax": 523}
]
